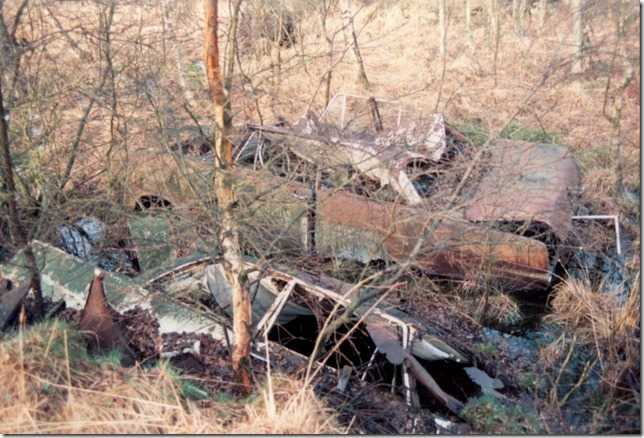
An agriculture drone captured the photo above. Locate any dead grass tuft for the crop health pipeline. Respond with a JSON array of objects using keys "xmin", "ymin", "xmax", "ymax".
[
  {"xmin": 547, "ymin": 276, "xmax": 639, "ymax": 343},
  {"xmin": 541, "ymin": 276, "xmax": 640, "ymax": 433},
  {"xmin": 474, "ymin": 292, "xmax": 523, "ymax": 329},
  {"xmin": 0, "ymin": 320, "xmax": 341, "ymax": 434},
  {"xmin": 232, "ymin": 376, "xmax": 340, "ymax": 434}
]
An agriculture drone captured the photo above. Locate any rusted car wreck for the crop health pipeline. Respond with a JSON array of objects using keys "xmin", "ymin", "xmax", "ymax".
[
  {"xmin": 124, "ymin": 95, "xmax": 580, "ymax": 291},
  {"xmin": 0, "ymin": 95, "xmax": 586, "ymax": 432},
  {"xmin": 1, "ymin": 241, "xmax": 503, "ymax": 432}
]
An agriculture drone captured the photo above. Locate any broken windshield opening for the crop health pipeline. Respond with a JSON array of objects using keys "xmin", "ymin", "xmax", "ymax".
[{"xmin": 266, "ymin": 282, "xmax": 399, "ymax": 386}]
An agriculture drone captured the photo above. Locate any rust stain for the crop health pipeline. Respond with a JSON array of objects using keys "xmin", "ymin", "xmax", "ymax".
[
  {"xmin": 237, "ymin": 166, "xmax": 551, "ymax": 289},
  {"xmin": 318, "ymin": 189, "xmax": 550, "ymax": 290}
]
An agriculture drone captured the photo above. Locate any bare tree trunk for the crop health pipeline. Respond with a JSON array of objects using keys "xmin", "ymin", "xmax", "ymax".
[
  {"xmin": 518, "ymin": 0, "xmax": 527, "ymax": 34},
  {"xmin": 224, "ymin": 0, "xmax": 243, "ymax": 127},
  {"xmin": 601, "ymin": 0, "xmax": 632, "ymax": 199},
  {"xmin": 0, "ymin": 76, "xmax": 43, "ymax": 317},
  {"xmin": 571, "ymin": 0, "xmax": 585, "ymax": 74},
  {"xmin": 434, "ymin": 0, "xmax": 449, "ymax": 111},
  {"xmin": 160, "ymin": 0, "xmax": 167, "ymax": 65},
  {"xmin": 271, "ymin": 6, "xmax": 283, "ymax": 92},
  {"xmin": 438, "ymin": 0, "xmax": 447, "ymax": 59},
  {"xmin": 203, "ymin": 0, "xmax": 252, "ymax": 392},
  {"xmin": 465, "ymin": 0, "xmax": 473, "ymax": 50},
  {"xmin": 163, "ymin": 0, "xmax": 195, "ymax": 106},
  {"xmin": 324, "ymin": 51, "xmax": 333, "ymax": 107}
]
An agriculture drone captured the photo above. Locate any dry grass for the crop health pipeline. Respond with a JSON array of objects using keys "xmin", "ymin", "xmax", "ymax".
[
  {"xmin": 473, "ymin": 291, "xmax": 523, "ymax": 329},
  {"xmin": 232, "ymin": 376, "xmax": 341, "ymax": 434},
  {"xmin": 540, "ymin": 276, "xmax": 640, "ymax": 432},
  {"xmin": 547, "ymin": 275, "xmax": 639, "ymax": 344},
  {"xmin": 0, "ymin": 320, "xmax": 341, "ymax": 434}
]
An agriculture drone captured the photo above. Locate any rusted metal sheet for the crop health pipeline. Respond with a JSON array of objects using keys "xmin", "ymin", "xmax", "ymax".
[
  {"xmin": 119, "ymin": 123, "xmax": 570, "ymax": 292},
  {"xmin": 233, "ymin": 166, "xmax": 550, "ymax": 290},
  {"xmin": 317, "ymin": 190, "xmax": 551, "ymax": 290},
  {"xmin": 465, "ymin": 140, "xmax": 581, "ymax": 241}
]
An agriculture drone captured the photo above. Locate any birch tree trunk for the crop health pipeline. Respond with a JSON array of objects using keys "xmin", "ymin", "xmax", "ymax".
[{"xmin": 203, "ymin": 0, "xmax": 252, "ymax": 392}]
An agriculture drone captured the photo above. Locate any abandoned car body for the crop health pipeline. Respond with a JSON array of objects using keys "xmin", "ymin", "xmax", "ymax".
[
  {"xmin": 0, "ymin": 241, "xmax": 502, "ymax": 424},
  {"xmin": 121, "ymin": 95, "xmax": 581, "ymax": 291}
]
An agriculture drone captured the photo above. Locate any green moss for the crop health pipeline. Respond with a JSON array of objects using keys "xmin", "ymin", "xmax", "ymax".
[
  {"xmin": 90, "ymin": 348, "xmax": 125, "ymax": 369},
  {"xmin": 453, "ymin": 119, "xmax": 561, "ymax": 147},
  {"xmin": 500, "ymin": 120, "xmax": 560, "ymax": 144},
  {"xmin": 179, "ymin": 379, "xmax": 211, "ymax": 401},
  {"xmin": 575, "ymin": 145, "xmax": 613, "ymax": 171},
  {"xmin": 453, "ymin": 120, "xmax": 489, "ymax": 146},
  {"xmin": 34, "ymin": 320, "xmax": 91, "ymax": 365},
  {"xmin": 160, "ymin": 361, "xmax": 211, "ymax": 401},
  {"xmin": 461, "ymin": 394, "xmax": 543, "ymax": 434},
  {"xmin": 517, "ymin": 371, "xmax": 537, "ymax": 391},
  {"xmin": 474, "ymin": 341, "xmax": 497, "ymax": 357}
]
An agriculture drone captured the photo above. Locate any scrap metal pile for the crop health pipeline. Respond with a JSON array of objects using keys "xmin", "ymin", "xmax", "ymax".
[
  {"xmin": 1, "ymin": 239, "xmax": 502, "ymax": 433},
  {"xmin": 1, "ymin": 94, "xmax": 627, "ymax": 433},
  {"xmin": 235, "ymin": 94, "xmax": 583, "ymax": 291}
]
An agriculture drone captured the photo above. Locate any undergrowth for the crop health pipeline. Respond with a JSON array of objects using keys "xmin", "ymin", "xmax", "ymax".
[
  {"xmin": 536, "ymin": 277, "xmax": 641, "ymax": 433},
  {"xmin": 461, "ymin": 394, "xmax": 543, "ymax": 434},
  {"xmin": 0, "ymin": 320, "xmax": 340, "ymax": 434}
]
